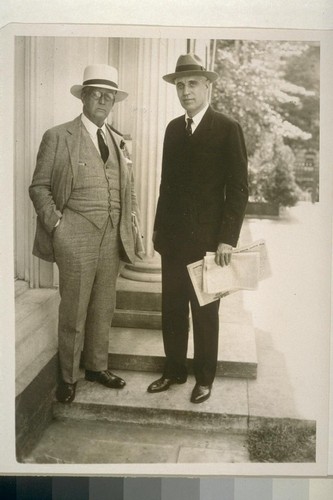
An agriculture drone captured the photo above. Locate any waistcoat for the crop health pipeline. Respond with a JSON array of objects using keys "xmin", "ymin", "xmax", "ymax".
[{"xmin": 67, "ymin": 124, "xmax": 121, "ymax": 228}]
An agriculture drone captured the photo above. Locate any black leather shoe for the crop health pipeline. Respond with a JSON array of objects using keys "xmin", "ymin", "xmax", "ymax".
[
  {"xmin": 56, "ymin": 381, "xmax": 77, "ymax": 404},
  {"xmin": 147, "ymin": 376, "xmax": 187, "ymax": 393},
  {"xmin": 85, "ymin": 369, "xmax": 126, "ymax": 389},
  {"xmin": 190, "ymin": 383, "xmax": 211, "ymax": 404}
]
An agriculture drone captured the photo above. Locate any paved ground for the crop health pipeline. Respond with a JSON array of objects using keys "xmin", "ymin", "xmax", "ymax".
[
  {"xmin": 244, "ymin": 202, "xmax": 330, "ymax": 422},
  {"xmin": 24, "ymin": 418, "xmax": 249, "ymax": 464},
  {"xmin": 24, "ymin": 202, "xmax": 328, "ymax": 464}
]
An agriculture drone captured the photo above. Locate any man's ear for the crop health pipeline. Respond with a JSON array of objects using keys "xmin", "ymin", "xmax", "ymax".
[{"xmin": 80, "ymin": 88, "xmax": 87, "ymax": 102}]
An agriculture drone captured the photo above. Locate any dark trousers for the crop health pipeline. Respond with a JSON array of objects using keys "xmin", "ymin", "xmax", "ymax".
[{"xmin": 161, "ymin": 253, "xmax": 220, "ymax": 386}]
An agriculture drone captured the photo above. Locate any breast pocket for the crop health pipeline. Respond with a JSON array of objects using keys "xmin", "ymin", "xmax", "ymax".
[{"xmin": 74, "ymin": 161, "xmax": 101, "ymax": 189}]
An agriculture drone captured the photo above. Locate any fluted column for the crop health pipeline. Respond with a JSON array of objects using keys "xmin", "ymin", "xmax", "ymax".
[
  {"xmin": 16, "ymin": 36, "xmax": 114, "ymax": 288},
  {"xmin": 118, "ymin": 38, "xmax": 186, "ymax": 280}
]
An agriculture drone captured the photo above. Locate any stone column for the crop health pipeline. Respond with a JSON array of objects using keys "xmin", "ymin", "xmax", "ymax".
[
  {"xmin": 118, "ymin": 38, "xmax": 186, "ymax": 281},
  {"xmin": 16, "ymin": 36, "xmax": 113, "ymax": 288}
]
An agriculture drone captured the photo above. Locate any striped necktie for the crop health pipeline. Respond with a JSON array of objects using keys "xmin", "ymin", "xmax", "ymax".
[{"xmin": 185, "ymin": 117, "xmax": 193, "ymax": 137}]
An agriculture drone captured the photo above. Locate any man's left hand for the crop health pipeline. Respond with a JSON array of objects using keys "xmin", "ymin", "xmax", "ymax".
[{"xmin": 215, "ymin": 243, "xmax": 233, "ymax": 267}]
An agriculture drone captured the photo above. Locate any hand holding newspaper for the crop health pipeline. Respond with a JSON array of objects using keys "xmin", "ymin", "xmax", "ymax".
[
  {"xmin": 187, "ymin": 239, "xmax": 271, "ymax": 306},
  {"xmin": 203, "ymin": 252, "xmax": 260, "ymax": 294}
]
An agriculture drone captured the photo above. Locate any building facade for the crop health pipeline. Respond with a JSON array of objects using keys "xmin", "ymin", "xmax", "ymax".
[{"xmin": 14, "ymin": 35, "xmax": 213, "ymax": 401}]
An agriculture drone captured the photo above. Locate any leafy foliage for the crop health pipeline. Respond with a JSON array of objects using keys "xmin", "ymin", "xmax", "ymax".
[
  {"xmin": 249, "ymin": 134, "xmax": 301, "ymax": 206},
  {"xmin": 211, "ymin": 40, "xmax": 319, "ymax": 206}
]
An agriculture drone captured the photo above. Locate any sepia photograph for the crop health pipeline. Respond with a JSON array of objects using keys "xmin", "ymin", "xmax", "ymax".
[{"xmin": 0, "ymin": 20, "xmax": 331, "ymax": 477}]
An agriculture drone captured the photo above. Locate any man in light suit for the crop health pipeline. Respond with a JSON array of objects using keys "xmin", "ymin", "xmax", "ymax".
[
  {"xmin": 30, "ymin": 64, "xmax": 140, "ymax": 403},
  {"xmin": 147, "ymin": 54, "xmax": 248, "ymax": 403}
]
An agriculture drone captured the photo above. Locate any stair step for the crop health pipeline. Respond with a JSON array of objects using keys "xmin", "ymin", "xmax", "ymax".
[
  {"xmin": 112, "ymin": 309, "xmax": 161, "ymax": 329},
  {"xmin": 23, "ymin": 417, "xmax": 250, "ymax": 464},
  {"xmin": 53, "ymin": 369, "xmax": 315, "ymax": 438},
  {"xmin": 15, "ymin": 288, "xmax": 59, "ymax": 395},
  {"xmin": 53, "ymin": 371, "xmax": 249, "ymax": 432},
  {"xmin": 116, "ymin": 289, "xmax": 161, "ymax": 311},
  {"xmin": 116, "ymin": 276, "xmax": 161, "ymax": 311},
  {"xmin": 113, "ymin": 284, "xmax": 253, "ymax": 330},
  {"xmin": 15, "ymin": 288, "xmax": 59, "ymax": 335},
  {"xmin": 108, "ymin": 322, "xmax": 257, "ymax": 379}
]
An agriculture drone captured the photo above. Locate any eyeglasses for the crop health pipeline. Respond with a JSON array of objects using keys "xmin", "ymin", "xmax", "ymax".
[{"xmin": 89, "ymin": 89, "xmax": 116, "ymax": 102}]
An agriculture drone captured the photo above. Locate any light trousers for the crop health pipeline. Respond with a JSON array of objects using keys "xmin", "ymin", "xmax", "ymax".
[{"xmin": 53, "ymin": 208, "xmax": 120, "ymax": 383}]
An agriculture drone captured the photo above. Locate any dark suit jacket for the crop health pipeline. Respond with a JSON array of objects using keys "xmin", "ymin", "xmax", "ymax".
[
  {"xmin": 154, "ymin": 106, "xmax": 248, "ymax": 257},
  {"xmin": 29, "ymin": 116, "xmax": 139, "ymax": 263}
]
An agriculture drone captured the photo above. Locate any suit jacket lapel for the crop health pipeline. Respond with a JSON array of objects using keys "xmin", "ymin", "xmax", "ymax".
[
  {"xmin": 106, "ymin": 124, "xmax": 128, "ymax": 201},
  {"xmin": 193, "ymin": 106, "xmax": 214, "ymax": 135},
  {"xmin": 65, "ymin": 115, "xmax": 82, "ymax": 184}
]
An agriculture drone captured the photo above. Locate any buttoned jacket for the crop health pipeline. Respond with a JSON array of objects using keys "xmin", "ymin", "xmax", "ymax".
[
  {"xmin": 154, "ymin": 106, "xmax": 248, "ymax": 257},
  {"xmin": 29, "ymin": 115, "xmax": 139, "ymax": 263}
]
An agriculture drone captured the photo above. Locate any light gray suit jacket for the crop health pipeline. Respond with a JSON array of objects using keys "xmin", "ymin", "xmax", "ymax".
[{"xmin": 29, "ymin": 115, "xmax": 140, "ymax": 263}]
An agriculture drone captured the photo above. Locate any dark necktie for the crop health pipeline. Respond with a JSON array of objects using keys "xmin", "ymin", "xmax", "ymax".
[
  {"xmin": 97, "ymin": 128, "xmax": 109, "ymax": 163},
  {"xmin": 185, "ymin": 117, "xmax": 193, "ymax": 137}
]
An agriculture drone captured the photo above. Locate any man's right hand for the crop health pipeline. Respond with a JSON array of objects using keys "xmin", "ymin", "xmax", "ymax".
[{"xmin": 215, "ymin": 243, "xmax": 233, "ymax": 267}]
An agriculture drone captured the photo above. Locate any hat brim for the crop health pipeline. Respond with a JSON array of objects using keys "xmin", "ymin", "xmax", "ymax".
[
  {"xmin": 163, "ymin": 70, "xmax": 218, "ymax": 84},
  {"xmin": 70, "ymin": 83, "xmax": 128, "ymax": 102}
]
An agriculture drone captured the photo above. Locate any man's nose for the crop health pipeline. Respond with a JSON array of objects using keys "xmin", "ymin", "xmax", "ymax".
[{"xmin": 98, "ymin": 93, "xmax": 106, "ymax": 103}]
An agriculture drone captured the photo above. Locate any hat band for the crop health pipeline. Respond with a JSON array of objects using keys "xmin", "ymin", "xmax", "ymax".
[
  {"xmin": 83, "ymin": 78, "xmax": 118, "ymax": 88},
  {"xmin": 176, "ymin": 64, "xmax": 205, "ymax": 72}
]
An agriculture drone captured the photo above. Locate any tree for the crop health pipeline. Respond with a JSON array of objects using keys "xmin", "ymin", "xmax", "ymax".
[
  {"xmin": 249, "ymin": 133, "xmax": 300, "ymax": 206},
  {"xmin": 211, "ymin": 40, "xmax": 312, "ymax": 155},
  {"xmin": 259, "ymin": 137, "xmax": 301, "ymax": 206},
  {"xmin": 210, "ymin": 40, "xmax": 319, "ymax": 206},
  {"xmin": 281, "ymin": 44, "xmax": 320, "ymax": 151}
]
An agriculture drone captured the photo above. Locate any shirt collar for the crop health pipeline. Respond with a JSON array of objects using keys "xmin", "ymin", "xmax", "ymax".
[
  {"xmin": 185, "ymin": 103, "xmax": 209, "ymax": 128},
  {"xmin": 81, "ymin": 113, "xmax": 107, "ymax": 137}
]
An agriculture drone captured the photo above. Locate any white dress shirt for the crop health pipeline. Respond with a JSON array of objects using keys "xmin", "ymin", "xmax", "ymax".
[
  {"xmin": 185, "ymin": 103, "xmax": 209, "ymax": 134},
  {"xmin": 81, "ymin": 113, "xmax": 107, "ymax": 155}
]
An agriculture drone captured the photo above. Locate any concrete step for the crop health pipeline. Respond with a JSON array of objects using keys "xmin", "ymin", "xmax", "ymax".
[
  {"xmin": 115, "ymin": 276, "xmax": 161, "ymax": 311},
  {"xmin": 23, "ymin": 417, "xmax": 250, "ymax": 464},
  {"xmin": 112, "ymin": 309, "xmax": 162, "ymax": 329},
  {"xmin": 53, "ymin": 371, "xmax": 249, "ymax": 433},
  {"xmin": 53, "ymin": 369, "xmax": 315, "ymax": 437},
  {"xmin": 113, "ymin": 279, "xmax": 254, "ymax": 330},
  {"xmin": 15, "ymin": 279, "xmax": 29, "ymax": 298},
  {"xmin": 108, "ymin": 322, "xmax": 258, "ymax": 379},
  {"xmin": 113, "ymin": 277, "xmax": 162, "ymax": 328},
  {"xmin": 15, "ymin": 287, "xmax": 60, "ymax": 395},
  {"xmin": 112, "ymin": 302, "xmax": 253, "ymax": 329},
  {"xmin": 15, "ymin": 287, "xmax": 59, "ymax": 340},
  {"xmin": 115, "ymin": 277, "xmax": 254, "ymax": 321}
]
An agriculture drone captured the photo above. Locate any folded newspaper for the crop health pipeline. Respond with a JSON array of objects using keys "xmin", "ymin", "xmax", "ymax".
[
  {"xmin": 187, "ymin": 239, "xmax": 271, "ymax": 307},
  {"xmin": 203, "ymin": 252, "xmax": 260, "ymax": 294}
]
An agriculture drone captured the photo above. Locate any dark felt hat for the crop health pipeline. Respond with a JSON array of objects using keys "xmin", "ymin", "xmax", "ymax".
[{"xmin": 163, "ymin": 53, "xmax": 218, "ymax": 84}]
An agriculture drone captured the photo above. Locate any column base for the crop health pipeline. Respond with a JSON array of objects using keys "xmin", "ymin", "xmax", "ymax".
[{"xmin": 120, "ymin": 255, "xmax": 161, "ymax": 282}]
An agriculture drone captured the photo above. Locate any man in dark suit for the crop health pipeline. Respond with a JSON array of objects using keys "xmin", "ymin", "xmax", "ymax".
[
  {"xmin": 147, "ymin": 54, "xmax": 248, "ymax": 404},
  {"xmin": 29, "ymin": 64, "xmax": 140, "ymax": 404}
]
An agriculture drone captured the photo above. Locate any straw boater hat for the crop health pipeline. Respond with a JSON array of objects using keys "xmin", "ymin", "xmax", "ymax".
[
  {"xmin": 163, "ymin": 53, "xmax": 218, "ymax": 84},
  {"xmin": 70, "ymin": 64, "xmax": 128, "ymax": 103}
]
